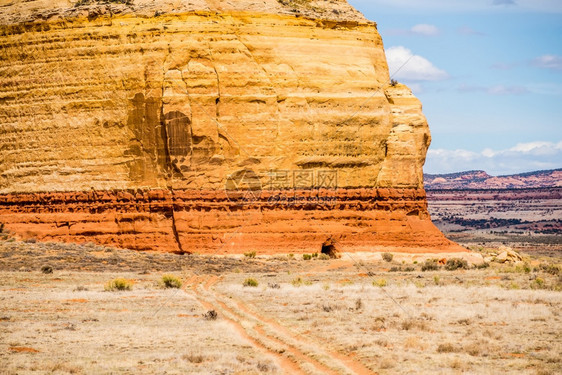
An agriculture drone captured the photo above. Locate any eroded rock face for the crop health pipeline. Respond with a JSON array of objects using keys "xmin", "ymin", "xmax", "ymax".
[{"xmin": 0, "ymin": 0, "xmax": 464, "ymax": 253}]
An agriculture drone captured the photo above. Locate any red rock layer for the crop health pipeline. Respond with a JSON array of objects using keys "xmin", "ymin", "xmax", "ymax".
[{"xmin": 0, "ymin": 188, "xmax": 465, "ymax": 254}]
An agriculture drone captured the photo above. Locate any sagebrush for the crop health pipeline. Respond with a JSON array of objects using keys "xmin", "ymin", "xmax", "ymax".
[
  {"xmin": 104, "ymin": 278, "xmax": 133, "ymax": 291},
  {"xmin": 161, "ymin": 274, "xmax": 182, "ymax": 289}
]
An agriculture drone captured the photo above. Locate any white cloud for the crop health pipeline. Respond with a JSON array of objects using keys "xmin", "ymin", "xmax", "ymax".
[
  {"xmin": 525, "ymin": 83, "xmax": 562, "ymax": 95},
  {"xmin": 509, "ymin": 141, "xmax": 562, "ymax": 154},
  {"xmin": 411, "ymin": 24, "xmax": 440, "ymax": 36},
  {"xmin": 491, "ymin": 62, "xmax": 516, "ymax": 70},
  {"xmin": 386, "ymin": 24, "xmax": 440, "ymax": 37},
  {"xmin": 457, "ymin": 84, "xmax": 529, "ymax": 95},
  {"xmin": 532, "ymin": 55, "xmax": 562, "ymax": 71},
  {"xmin": 457, "ymin": 26, "xmax": 487, "ymax": 36},
  {"xmin": 386, "ymin": 46, "xmax": 449, "ymax": 81},
  {"xmin": 493, "ymin": 0, "xmax": 516, "ymax": 6},
  {"xmin": 425, "ymin": 141, "xmax": 562, "ymax": 174},
  {"xmin": 488, "ymin": 85, "xmax": 529, "ymax": 95}
]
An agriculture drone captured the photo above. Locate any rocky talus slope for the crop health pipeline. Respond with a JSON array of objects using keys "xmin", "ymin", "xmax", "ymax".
[{"xmin": 0, "ymin": 0, "xmax": 463, "ymax": 254}]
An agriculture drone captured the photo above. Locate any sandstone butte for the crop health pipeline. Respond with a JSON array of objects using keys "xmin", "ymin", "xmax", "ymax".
[{"xmin": 0, "ymin": 0, "xmax": 465, "ymax": 255}]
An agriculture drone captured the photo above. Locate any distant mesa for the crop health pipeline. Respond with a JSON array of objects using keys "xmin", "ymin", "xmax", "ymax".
[
  {"xmin": 425, "ymin": 169, "xmax": 562, "ymax": 190},
  {"xmin": 0, "ymin": 0, "xmax": 464, "ymax": 254}
]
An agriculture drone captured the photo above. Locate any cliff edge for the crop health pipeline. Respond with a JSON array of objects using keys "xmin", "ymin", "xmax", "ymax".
[{"xmin": 0, "ymin": 0, "xmax": 464, "ymax": 254}]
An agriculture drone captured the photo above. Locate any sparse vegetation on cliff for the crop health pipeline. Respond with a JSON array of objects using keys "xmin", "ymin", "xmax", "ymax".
[
  {"xmin": 277, "ymin": 0, "xmax": 311, "ymax": 8},
  {"xmin": 74, "ymin": 0, "xmax": 133, "ymax": 6}
]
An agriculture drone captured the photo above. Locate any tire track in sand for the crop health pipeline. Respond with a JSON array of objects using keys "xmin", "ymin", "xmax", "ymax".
[
  {"xmin": 184, "ymin": 275, "xmax": 305, "ymax": 374},
  {"xmin": 220, "ymin": 294, "xmax": 377, "ymax": 375},
  {"xmin": 187, "ymin": 275, "xmax": 377, "ymax": 375}
]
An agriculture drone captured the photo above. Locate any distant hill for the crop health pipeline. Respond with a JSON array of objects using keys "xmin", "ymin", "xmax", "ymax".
[{"xmin": 424, "ymin": 168, "xmax": 562, "ymax": 190}]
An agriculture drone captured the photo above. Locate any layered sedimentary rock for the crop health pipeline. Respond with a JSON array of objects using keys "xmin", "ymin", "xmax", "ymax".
[
  {"xmin": 425, "ymin": 169, "xmax": 562, "ymax": 190},
  {"xmin": 0, "ymin": 0, "xmax": 464, "ymax": 253}
]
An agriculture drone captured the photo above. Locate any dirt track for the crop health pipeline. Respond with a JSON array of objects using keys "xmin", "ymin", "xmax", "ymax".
[
  {"xmin": 1, "ymin": 239, "xmax": 561, "ymax": 374},
  {"xmin": 187, "ymin": 275, "xmax": 376, "ymax": 375}
]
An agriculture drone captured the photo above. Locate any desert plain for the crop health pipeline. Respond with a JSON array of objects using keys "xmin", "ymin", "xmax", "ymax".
[
  {"xmin": 0, "ymin": 1, "xmax": 560, "ymax": 374},
  {"xmin": 1, "ymin": 228, "xmax": 560, "ymax": 374}
]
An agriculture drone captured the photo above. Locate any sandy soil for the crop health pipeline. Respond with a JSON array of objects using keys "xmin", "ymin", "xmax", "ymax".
[{"xmin": 1, "ymin": 239, "xmax": 561, "ymax": 374}]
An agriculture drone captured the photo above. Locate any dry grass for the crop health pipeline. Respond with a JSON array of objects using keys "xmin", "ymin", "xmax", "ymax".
[
  {"xmin": 160, "ymin": 274, "xmax": 182, "ymax": 289},
  {"xmin": 0, "ymin": 242, "xmax": 561, "ymax": 374},
  {"xmin": 0, "ymin": 272, "xmax": 276, "ymax": 374},
  {"xmin": 219, "ymin": 267, "xmax": 562, "ymax": 374},
  {"xmin": 104, "ymin": 277, "xmax": 133, "ymax": 291}
]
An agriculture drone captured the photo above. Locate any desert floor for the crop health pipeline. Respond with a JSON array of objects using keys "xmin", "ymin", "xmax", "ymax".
[{"xmin": 0, "ymin": 240, "xmax": 561, "ymax": 375}]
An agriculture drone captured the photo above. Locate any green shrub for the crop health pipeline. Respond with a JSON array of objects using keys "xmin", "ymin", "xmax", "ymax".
[
  {"xmin": 421, "ymin": 259, "xmax": 440, "ymax": 271},
  {"xmin": 303, "ymin": 254, "xmax": 312, "ymax": 260},
  {"xmin": 105, "ymin": 278, "xmax": 133, "ymax": 291},
  {"xmin": 243, "ymin": 278, "xmax": 258, "ymax": 287},
  {"xmin": 161, "ymin": 274, "xmax": 182, "ymax": 289},
  {"xmin": 292, "ymin": 277, "xmax": 303, "ymax": 287},
  {"xmin": 291, "ymin": 277, "xmax": 312, "ymax": 287},
  {"xmin": 540, "ymin": 264, "xmax": 560, "ymax": 275},
  {"xmin": 373, "ymin": 279, "xmax": 387, "ymax": 287},
  {"xmin": 318, "ymin": 253, "xmax": 330, "ymax": 260},
  {"xmin": 515, "ymin": 262, "xmax": 532, "ymax": 274},
  {"xmin": 244, "ymin": 251, "xmax": 256, "ymax": 259},
  {"xmin": 531, "ymin": 277, "xmax": 545, "ymax": 289},
  {"xmin": 445, "ymin": 258, "xmax": 468, "ymax": 271},
  {"xmin": 382, "ymin": 252, "xmax": 394, "ymax": 262},
  {"xmin": 475, "ymin": 262, "xmax": 490, "ymax": 269},
  {"xmin": 311, "ymin": 253, "xmax": 318, "ymax": 258},
  {"xmin": 390, "ymin": 265, "xmax": 415, "ymax": 272},
  {"xmin": 414, "ymin": 281, "xmax": 425, "ymax": 288}
]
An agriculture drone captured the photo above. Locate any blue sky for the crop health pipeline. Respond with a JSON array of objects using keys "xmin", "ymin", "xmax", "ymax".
[{"xmin": 349, "ymin": 0, "xmax": 562, "ymax": 175}]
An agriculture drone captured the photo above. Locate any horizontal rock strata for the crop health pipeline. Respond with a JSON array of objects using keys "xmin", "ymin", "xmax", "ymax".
[
  {"xmin": 0, "ymin": 188, "xmax": 461, "ymax": 253},
  {"xmin": 0, "ymin": 0, "xmax": 464, "ymax": 253}
]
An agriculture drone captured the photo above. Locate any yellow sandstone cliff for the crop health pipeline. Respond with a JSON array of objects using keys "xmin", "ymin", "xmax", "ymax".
[{"xmin": 0, "ymin": 0, "xmax": 464, "ymax": 254}]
